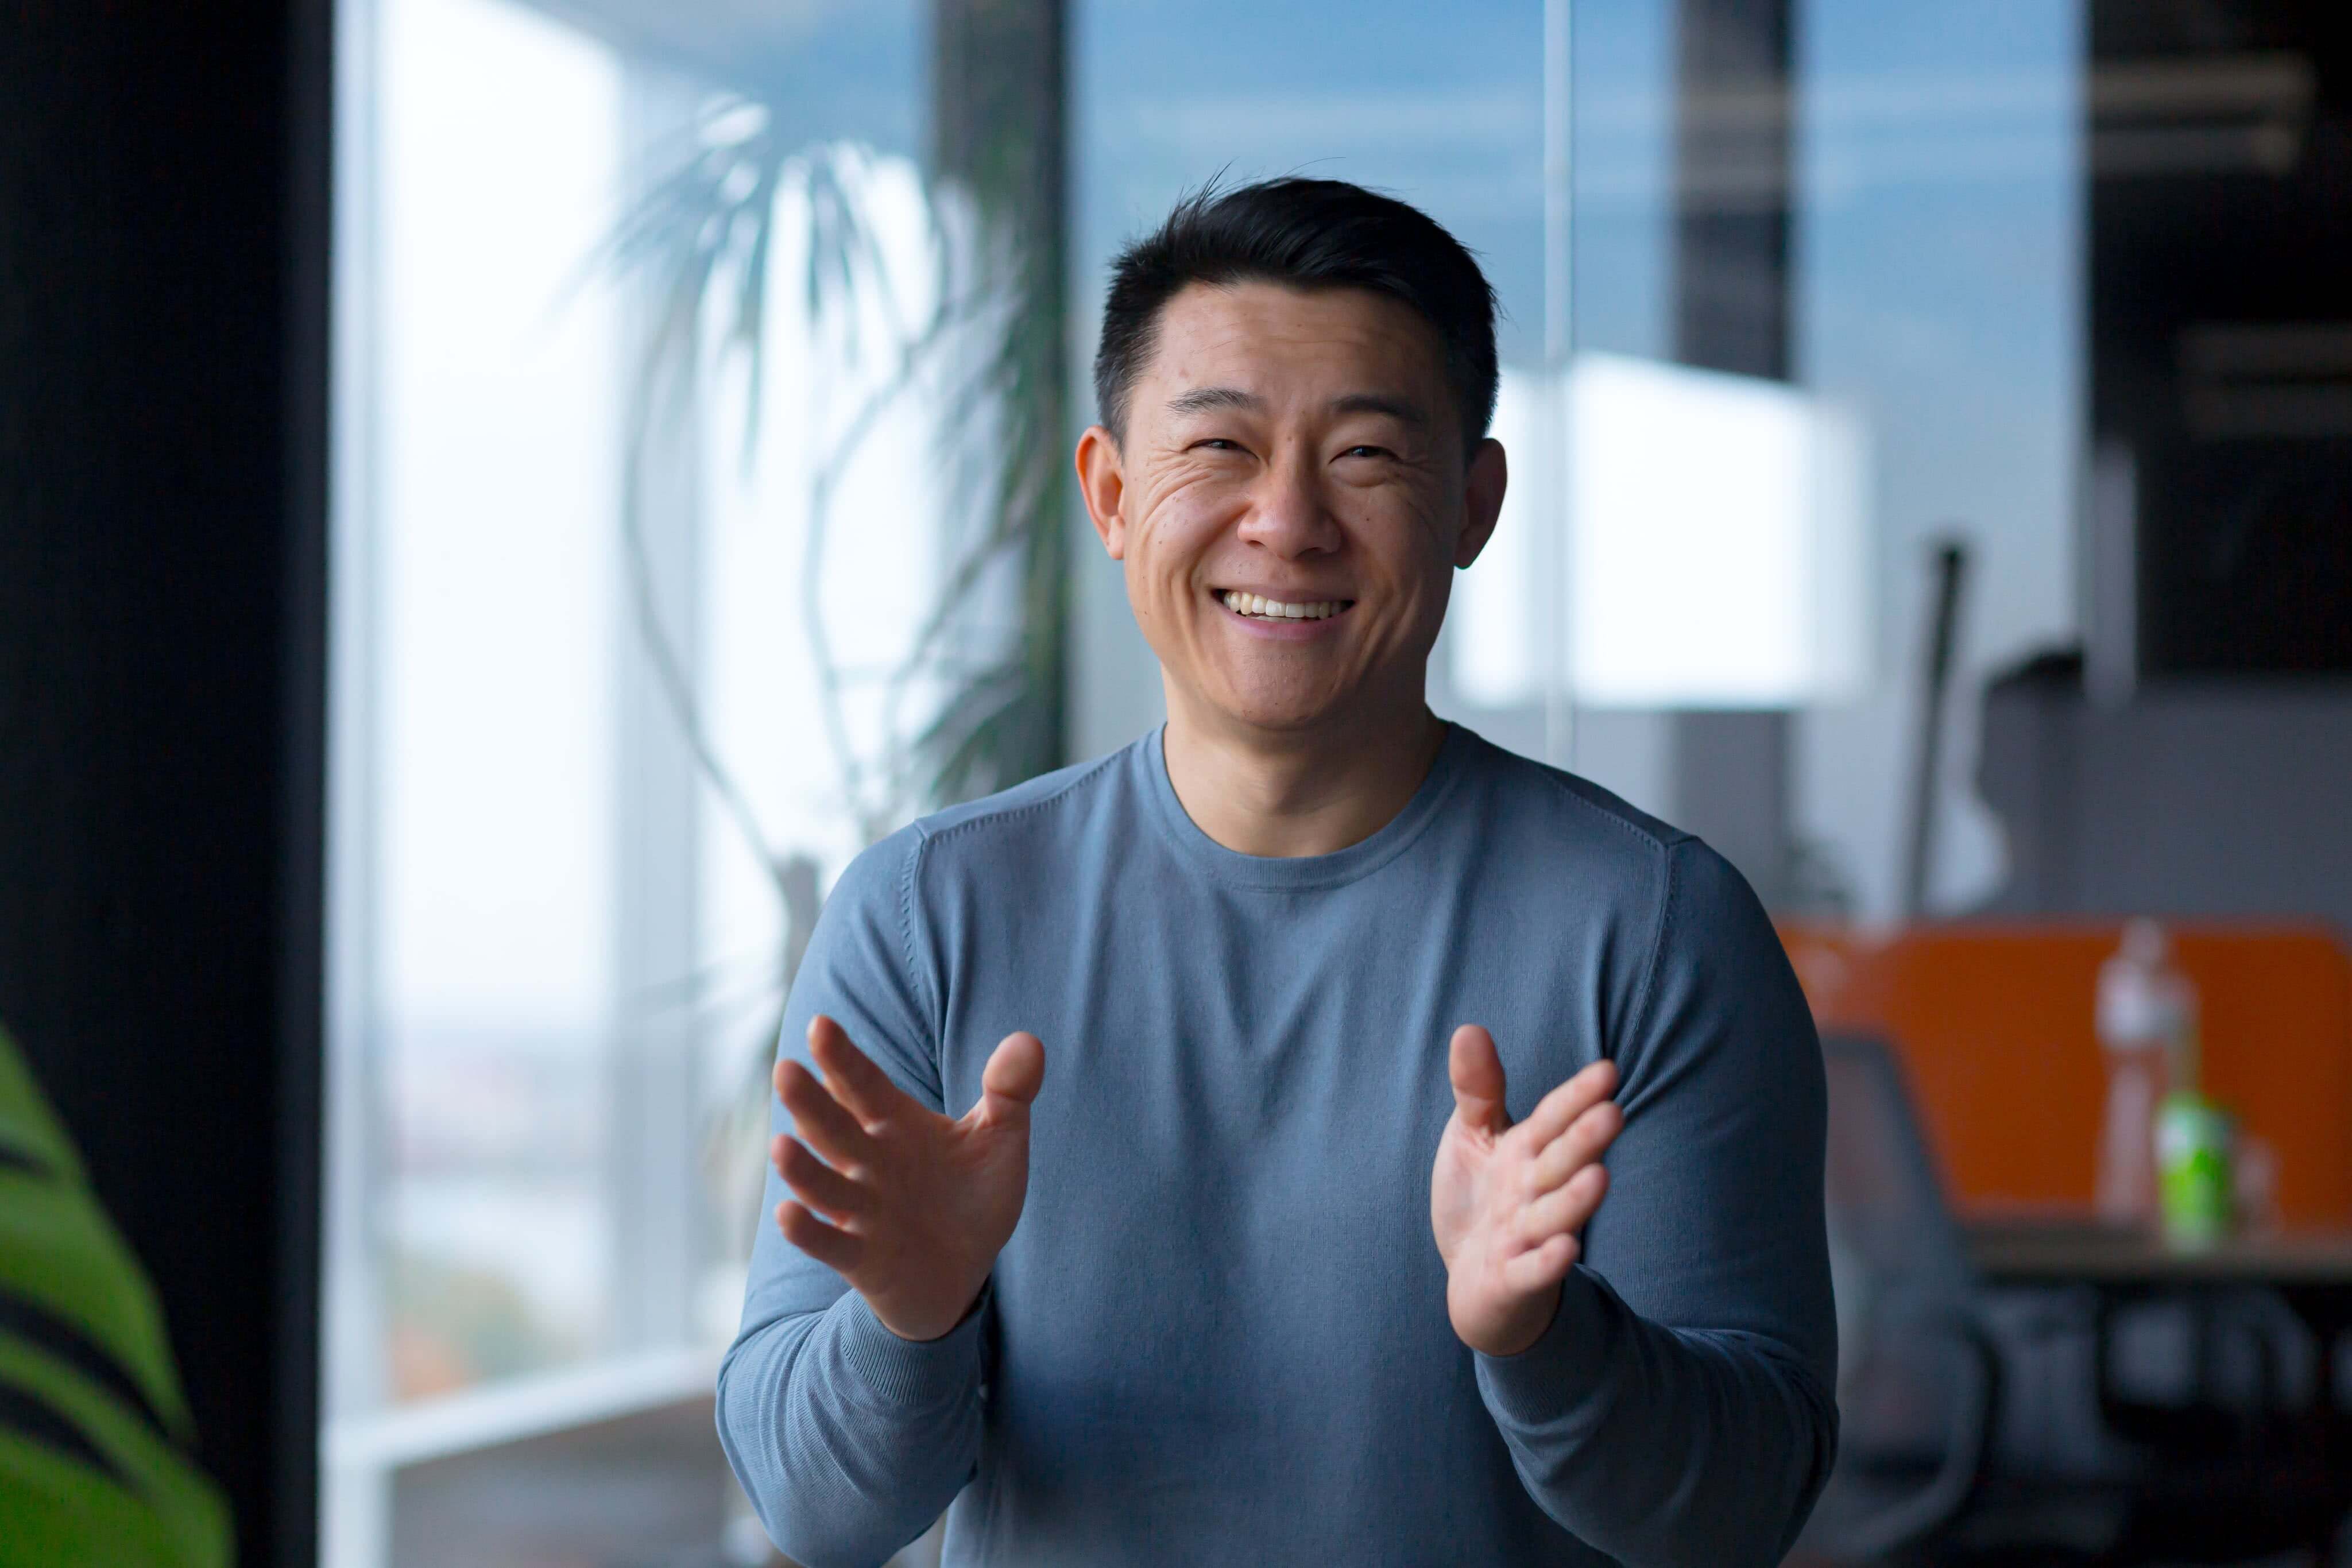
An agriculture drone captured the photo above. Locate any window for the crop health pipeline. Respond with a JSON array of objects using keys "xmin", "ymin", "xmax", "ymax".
[
  {"xmin": 1076, "ymin": 0, "xmax": 2084, "ymax": 922},
  {"xmin": 324, "ymin": 0, "xmax": 943, "ymax": 1561},
  {"xmin": 324, "ymin": 1, "xmax": 2091, "ymax": 1559}
]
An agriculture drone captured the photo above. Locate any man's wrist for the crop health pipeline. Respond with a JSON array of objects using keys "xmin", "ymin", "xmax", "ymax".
[
  {"xmin": 1473, "ymin": 1269, "xmax": 1618, "ymax": 1422},
  {"xmin": 835, "ymin": 1286, "xmax": 990, "ymax": 1408},
  {"xmin": 1460, "ymin": 1282, "xmax": 1563, "ymax": 1358},
  {"xmin": 873, "ymin": 1278, "xmax": 991, "ymax": 1344}
]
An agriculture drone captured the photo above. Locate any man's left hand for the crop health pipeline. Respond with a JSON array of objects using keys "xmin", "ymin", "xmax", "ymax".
[{"xmin": 1430, "ymin": 1027, "xmax": 1623, "ymax": 1357}]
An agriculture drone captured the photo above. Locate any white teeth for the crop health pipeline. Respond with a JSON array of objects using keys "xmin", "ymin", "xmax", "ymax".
[{"xmin": 1222, "ymin": 591, "xmax": 1342, "ymax": 621}]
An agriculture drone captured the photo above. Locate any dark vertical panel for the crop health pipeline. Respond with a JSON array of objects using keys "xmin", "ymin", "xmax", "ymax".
[
  {"xmin": 2089, "ymin": 0, "xmax": 2352, "ymax": 676},
  {"xmin": 933, "ymin": 0, "xmax": 1065, "ymax": 235},
  {"xmin": 1672, "ymin": 0, "xmax": 1794, "ymax": 382},
  {"xmin": 280, "ymin": 0, "xmax": 334, "ymax": 1557},
  {"xmin": 931, "ymin": 0, "xmax": 1070, "ymax": 777},
  {"xmin": 1669, "ymin": 0, "xmax": 1797, "ymax": 906},
  {"xmin": 0, "ymin": 2, "xmax": 330, "ymax": 1563}
]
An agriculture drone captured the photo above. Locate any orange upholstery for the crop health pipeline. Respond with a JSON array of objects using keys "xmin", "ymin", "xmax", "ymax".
[{"xmin": 1780, "ymin": 923, "xmax": 2352, "ymax": 1226}]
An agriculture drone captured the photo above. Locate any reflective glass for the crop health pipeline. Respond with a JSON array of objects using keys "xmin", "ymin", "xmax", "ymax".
[
  {"xmin": 328, "ymin": 0, "xmax": 931, "ymax": 1562},
  {"xmin": 373, "ymin": 0, "xmax": 626, "ymax": 1398}
]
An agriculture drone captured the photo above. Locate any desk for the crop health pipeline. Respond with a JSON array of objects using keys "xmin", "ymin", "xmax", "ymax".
[
  {"xmin": 1964, "ymin": 1218, "xmax": 2352, "ymax": 1471},
  {"xmin": 1966, "ymin": 1219, "xmax": 2352, "ymax": 1288}
]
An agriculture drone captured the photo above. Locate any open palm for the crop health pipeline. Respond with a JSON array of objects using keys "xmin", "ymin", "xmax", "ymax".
[
  {"xmin": 1430, "ymin": 1027, "xmax": 1622, "ymax": 1357},
  {"xmin": 772, "ymin": 1015, "xmax": 1045, "ymax": 1343}
]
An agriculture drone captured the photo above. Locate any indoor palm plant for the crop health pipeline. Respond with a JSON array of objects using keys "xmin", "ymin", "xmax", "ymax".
[{"xmin": 595, "ymin": 95, "xmax": 1067, "ymax": 1273}]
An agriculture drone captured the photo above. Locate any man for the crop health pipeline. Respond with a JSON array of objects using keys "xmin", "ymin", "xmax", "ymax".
[{"xmin": 718, "ymin": 178, "xmax": 1836, "ymax": 1567}]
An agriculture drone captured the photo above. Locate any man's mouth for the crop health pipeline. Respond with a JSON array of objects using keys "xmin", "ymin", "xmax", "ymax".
[{"xmin": 1218, "ymin": 590, "xmax": 1353, "ymax": 622}]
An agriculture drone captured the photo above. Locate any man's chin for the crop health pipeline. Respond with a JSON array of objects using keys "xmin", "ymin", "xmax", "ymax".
[{"xmin": 1193, "ymin": 686, "xmax": 1376, "ymax": 738}]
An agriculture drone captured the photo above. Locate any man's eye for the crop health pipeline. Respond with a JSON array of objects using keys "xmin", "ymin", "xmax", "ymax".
[
  {"xmin": 1192, "ymin": 438, "xmax": 1243, "ymax": 452},
  {"xmin": 1341, "ymin": 445, "xmax": 1391, "ymax": 460}
]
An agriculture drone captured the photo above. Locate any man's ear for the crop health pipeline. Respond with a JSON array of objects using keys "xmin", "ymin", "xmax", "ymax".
[
  {"xmin": 1454, "ymin": 437, "xmax": 1507, "ymax": 569},
  {"xmin": 1074, "ymin": 425, "xmax": 1129, "ymax": 561}
]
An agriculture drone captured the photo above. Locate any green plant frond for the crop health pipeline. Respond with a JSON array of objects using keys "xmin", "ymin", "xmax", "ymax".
[
  {"xmin": 593, "ymin": 117, "xmax": 1066, "ymax": 970},
  {"xmin": 0, "ymin": 1342, "xmax": 228, "ymax": 1568},
  {"xmin": 0, "ymin": 1035, "xmax": 78, "ymax": 1183},
  {"xmin": 0, "ymin": 1028, "xmax": 230, "ymax": 1568},
  {"xmin": 0, "ymin": 1433, "xmax": 228, "ymax": 1568},
  {"xmin": 0, "ymin": 1036, "xmax": 191, "ymax": 1439},
  {"xmin": 728, "ymin": 153, "xmax": 788, "ymax": 468},
  {"xmin": 903, "ymin": 660, "xmax": 1040, "ymax": 803}
]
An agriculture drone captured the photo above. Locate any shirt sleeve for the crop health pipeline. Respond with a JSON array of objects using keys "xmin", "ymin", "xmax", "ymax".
[
  {"xmin": 714, "ymin": 826, "xmax": 987, "ymax": 1568},
  {"xmin": 1473, "ymin": 835, "xmax": 1840, "ymax": 1567}
]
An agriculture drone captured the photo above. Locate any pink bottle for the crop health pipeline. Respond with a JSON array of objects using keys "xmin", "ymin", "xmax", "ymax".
[{"xmin": 2095, "ymin": 920, "xmax": 2196, "ymax": 1229}]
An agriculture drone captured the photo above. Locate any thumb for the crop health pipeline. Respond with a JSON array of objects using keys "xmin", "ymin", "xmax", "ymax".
[
  {"xmin": 1448, "ymin": 1024, "xmax": 1510, "ymax": 1135},
  {"xmin": 974, "ymin": 1031, "xmax": 1046, "ymax": 1129}
]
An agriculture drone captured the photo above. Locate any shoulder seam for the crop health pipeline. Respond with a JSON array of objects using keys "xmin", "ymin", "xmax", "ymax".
[
  {"xmin": 918, "ymin": 749, "xmax": 1126, "ymax": 854},
  {"xmin": 896, "ymin": 830, "xmax": 942, "ymax": 1041},
  {"xmin": 891, "ymin": 750, "xmax": 1125, "ymax": 1037},
  {"xmin": 1620, "ymin": 835, "xmax": 1686, "ymax": 1059},
  {"xmin": 1513, "ymin": 748, "xmax": 1693, "ymax": 855}
]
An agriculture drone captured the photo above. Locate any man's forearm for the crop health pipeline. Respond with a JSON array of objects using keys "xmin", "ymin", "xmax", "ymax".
[
  {"xmin": 715, "ymin": 1290, "xmax": 986, "ymax": 1568},
  {"xmin": 1475, "ymin": 1268, "xmax": 1837, "ymax": 1568}
]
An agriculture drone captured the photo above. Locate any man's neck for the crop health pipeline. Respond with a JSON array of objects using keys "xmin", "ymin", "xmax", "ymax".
[{"xmin": 1159, "ymin": 689, "xmax": 1449, "ymax": 859}]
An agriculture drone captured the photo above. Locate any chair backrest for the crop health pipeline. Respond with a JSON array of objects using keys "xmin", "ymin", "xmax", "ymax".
[
  {"xmin": 1820, "ymin": 1033, "xmax": 1975, "ymax": 1388},
  {"xmin": 1812, "ymin": 1034, "xmax": 2007, "ymax": 1559}
]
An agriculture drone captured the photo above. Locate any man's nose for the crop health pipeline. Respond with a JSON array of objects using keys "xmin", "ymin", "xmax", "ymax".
[{"xmin": 1235, "ymin": 447, "xmax": 1340, "ymax": 557}]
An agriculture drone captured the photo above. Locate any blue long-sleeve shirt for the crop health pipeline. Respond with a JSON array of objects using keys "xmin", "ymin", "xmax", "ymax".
[{"xmin": 718, "ymin": 724, "xmax": 1837, "ymax": 1566}]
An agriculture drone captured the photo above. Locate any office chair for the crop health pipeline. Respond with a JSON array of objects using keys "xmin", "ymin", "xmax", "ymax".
[{"xmin": 1800, "ymin": 1034, "xmax": 2351, "ymax": 1567}]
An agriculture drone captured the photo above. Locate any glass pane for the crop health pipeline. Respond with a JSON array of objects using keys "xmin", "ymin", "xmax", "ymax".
[
  {"xmin": 693, "ymin": 144, "xmax": 968, "ymax": 1334},
  {"xmin": 1540, "ymin": 0, "xmax": 2084, "ymax": 916},
  {"xmin": 328, "ymin": 0, "xmax": 933, "ymax": 1558},
  {"xmin": 1791, "ymin": 0, "xmax": 2083, "ymax": 917},
  {"xmin": 374, "ymin": 0, "xmax": 625, "ymax": 1396}
]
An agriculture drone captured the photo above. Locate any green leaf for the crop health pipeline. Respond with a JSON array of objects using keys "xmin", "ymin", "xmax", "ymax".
[{"xmin": 0, "ymin": 1028, "xmax": 231, "ymax": 1567}]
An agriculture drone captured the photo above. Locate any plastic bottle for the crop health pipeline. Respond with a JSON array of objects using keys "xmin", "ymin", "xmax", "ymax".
[{"xmin": 2094, "ymin": 920, "xmax": 2195, "ymax": 1228}]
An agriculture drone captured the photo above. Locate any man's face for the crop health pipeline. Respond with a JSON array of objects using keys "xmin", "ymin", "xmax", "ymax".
[{"xmin": 1077, "ymin": 281, "xmax": 1506, "ymax": 737}]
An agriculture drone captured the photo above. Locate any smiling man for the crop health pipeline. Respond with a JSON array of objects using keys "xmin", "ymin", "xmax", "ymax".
[{"xmin": 718, "ymin": 179, "xmax": 1837, "ymax": 1567}]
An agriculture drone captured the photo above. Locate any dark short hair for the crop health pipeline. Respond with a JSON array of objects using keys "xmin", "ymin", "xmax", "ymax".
[{"xmin": 1094, "ymin": 177, "xmax": 1499, "ymax": 458}]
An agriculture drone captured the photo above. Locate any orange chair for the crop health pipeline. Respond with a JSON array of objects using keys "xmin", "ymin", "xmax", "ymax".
[{"xmin": 1780, "ymin": 922, "xmax": 2352, "ymax": 1228}]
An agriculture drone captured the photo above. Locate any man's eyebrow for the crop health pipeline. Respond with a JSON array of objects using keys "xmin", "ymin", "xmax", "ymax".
[
  {"xmin": 1330, "ymin": 393, "xmax": 1430, "ymax": 427},
  {"xmin": 1166, "ymin": 386, "xmax": 1263, "ymax": 417}
]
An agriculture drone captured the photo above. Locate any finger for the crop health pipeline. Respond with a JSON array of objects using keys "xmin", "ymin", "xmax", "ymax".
[
  {"xmin": 776, "ymin": 1199, "xmax": 865, "ymax": 1274},
  {"xmin": 776, "ymin": 1058, "xmax": 873, "ymax": 1168},
  {"xmin": 1500, "ymin": 1232, "xmax": 1579, "ymax": 1296},
  {"xmin": 1447, "ymin": 1025, "xmax": 1510, "ymax": 1136},
  {"xmin": 808, "ymin": 1015, "xmax": 916, "ymax": 1125},
  {"xmin": 1518, "ymin": 1163, "xmax": 1610, "ymax": 1246},
  {"xmin": 1511, "ymin": 1057, "xmax": 1619, "ymax": 1152},
  {"xmin": 1528, "ymin": 1101, "xmax": 1624, "ymax": 1192},
  {"xmin": 973, "ymin": 1032, "xmax": 1046, "ymax": 1130},
  {"xmin": 773, "ymin": 1134, "xmax": 867, "ymax": 1224}
]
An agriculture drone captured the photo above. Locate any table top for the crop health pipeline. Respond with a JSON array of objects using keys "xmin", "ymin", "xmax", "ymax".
[{"xmin": 1964, "ymin": 1216, "xmax": 2352, "ymax": 1286}]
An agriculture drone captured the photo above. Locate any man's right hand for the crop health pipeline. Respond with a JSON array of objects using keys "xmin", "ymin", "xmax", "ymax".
[{"xmin": 771, "ymin": 1015, "xmax": 1046, "ymax": 1342}]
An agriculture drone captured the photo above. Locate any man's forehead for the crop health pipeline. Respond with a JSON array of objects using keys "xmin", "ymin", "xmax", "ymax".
[
  {"xmin": 1142, "ymin": 281, "xmax": 1446, "ymax": 406},
  {"xmin": 1165, "ymin": 384, "xmax": 1432, "ymax": 429}
]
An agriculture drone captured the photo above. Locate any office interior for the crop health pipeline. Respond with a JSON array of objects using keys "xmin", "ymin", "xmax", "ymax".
[{"xmin": 2, "ymin": 0, "xmax": 2349, "ymax": 1564}]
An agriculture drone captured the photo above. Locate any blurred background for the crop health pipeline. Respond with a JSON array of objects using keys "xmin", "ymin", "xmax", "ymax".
[{"xmin": 3, "ymin": 0, "xmax": 2350, "ymax": 1565}]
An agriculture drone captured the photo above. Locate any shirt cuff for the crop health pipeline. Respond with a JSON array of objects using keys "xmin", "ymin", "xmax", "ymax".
[
  {"xmin": 1472, "ymin": 1265, "xmax": 1620, "ymax": 1428},
  {"xmin": 830, "ymin": 1284, "xmax": 989, "ymax": 1411}
]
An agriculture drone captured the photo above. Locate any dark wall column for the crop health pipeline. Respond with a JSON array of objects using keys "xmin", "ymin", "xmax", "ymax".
[
  {"xmin": 1673, "ymin": 0, "xmax": 1793, "ymax": 382},
  {"xmin": 930, "ymin": 0, "xmax": 1070, "ymax": 779},
  {"xmin": 2087, "ymin": 1, "xmax": 2352, "ymax": 679},
  {"xmin": 1669, "ymin": 0, "xmax": 1798, "ymax": 905},
  {"xmin": 0, "ymin": 3, "xmax": 330, "ymax": 1563}
]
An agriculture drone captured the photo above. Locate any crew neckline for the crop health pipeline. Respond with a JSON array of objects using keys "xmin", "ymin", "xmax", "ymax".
[{"xmin": 1139, "ymin": 721, "xmax": 1477, "ymax": 891}]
